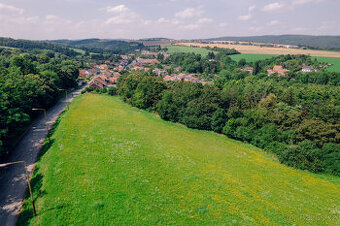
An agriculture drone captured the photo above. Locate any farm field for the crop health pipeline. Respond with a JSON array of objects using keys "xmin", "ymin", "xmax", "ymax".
[
  {"xmin": 178, "ymin": 42, "xmax": 340, "ymax": 57},
  {"xmin": 19, "ymin": 94, "xmax": 340, "ymax": 225},
  {"xmin": 166, "ymin": 45, "xmax": 215, "ymax": 56},
  {"xmin": 167, "ymin": 45, "xmax": 340, "ymax": 72}
]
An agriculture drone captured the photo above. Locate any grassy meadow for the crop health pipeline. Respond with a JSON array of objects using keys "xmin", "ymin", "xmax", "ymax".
[
  {"xmin": 166, "ymin": 45, "xmax": 215, "ymax": 56},
  {"xmin": 313, "ymin": 56, "xmax": 340, "ymax": 72},
  {"xmin": 19, "ymin": 94, "xmax": 340, "ymax": 225}
]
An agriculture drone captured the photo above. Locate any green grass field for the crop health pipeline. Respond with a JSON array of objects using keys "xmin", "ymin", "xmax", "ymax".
[
  {"xmin": 19, "ymin": 94, "xmax": 340, "ymax": 225},
  {"xmin": 166, "ymin": 45, "xmax": 215, "ymax": 56},
  {"xmin": 229, "ymin": 54, "xmax": 278, "ymax": 62},
  {"xmin": 313, "ymin": 56, "xmax": 340, "ymax": 72}
]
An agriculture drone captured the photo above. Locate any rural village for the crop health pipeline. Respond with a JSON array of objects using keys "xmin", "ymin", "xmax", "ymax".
[{"xmin": 80, "ymin": 48, "xmax": 326, "ymax": 90}]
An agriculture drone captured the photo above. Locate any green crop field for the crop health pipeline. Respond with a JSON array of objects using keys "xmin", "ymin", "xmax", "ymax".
[
  {"xmin": 166, "ymin": 45, "xmax": 215, "ymax": 56},
  {"xmin": 313, "ymin": 56, "xmax": 340, "ymax": 72},
  {"xmin": 229, "ymin": 53, "xmax": 278, "ymax": 62},
  {"xmin": 19, "ymin": 94, "xmax": 340, "ymax": 225}
]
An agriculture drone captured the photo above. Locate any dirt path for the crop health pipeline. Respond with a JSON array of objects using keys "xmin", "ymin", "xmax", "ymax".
[{"xmin": 0, "ymin": 87, "xmax": 85, "ymax": 226}]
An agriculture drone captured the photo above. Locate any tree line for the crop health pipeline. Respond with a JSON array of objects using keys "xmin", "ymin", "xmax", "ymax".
[
  {"xmin": 117, "ymin": 72, "xmax": 339, "ymax": 176},
  {"xmin": 0, "ymin": 37, "xmax": 79, "ymax": 57},
  {"xmin": 0, "ymin": 47, "xmax": 79, "ymax": 158}
]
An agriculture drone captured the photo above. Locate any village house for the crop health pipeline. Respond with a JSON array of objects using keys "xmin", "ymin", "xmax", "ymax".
[
  {"xmin": 89, "ymin": 76, "xmax": 107, "ymax": 89},
  {"xmin": 152, "ymin": 68, "xmax": 167, "ymax": 77},
  {"xmin": 131, "ymin": 66, "xmax": 148, "ymax": 72},
  {"xmin": 79, "ymin": 69, "xmax": 91, "ymax": 78},
  {"xmin": 120, "ymin": 55, "xmax": 128, "ymax": 60},
  {"xmin": 98, "ymin": 64, "xmax": 109, "ymax": 70},
  {"xmin": 88, "ymin": 68, "xmax": 100, "ymax": 75},
  {"xmin": 302, "ymin": 65, "xmax": 316, "ymax": 73},
  {"xmin": 267, "ymin": 65, "xmax": 289, "ymax": 77},
  {"xmin": 200, "ymin": 81, "xmax": 214, "ymax": 85},
  {"xmin": 89, "ymin": 70, "xmax": 122, "ymax": 89},
  {"xmin": 141, "ymin": 50, "xmax": 158, "ymax": 56},
  {"xmin": 241, "ymin": 67, "xmax": 253, "ymax": 74},
  {"xmin": 136, "ymin": 57, "xmax": 160, "ymax": 65},
  {"xmin": 163, "ymin": 75, "xmax": 177, "ymax": 82}
]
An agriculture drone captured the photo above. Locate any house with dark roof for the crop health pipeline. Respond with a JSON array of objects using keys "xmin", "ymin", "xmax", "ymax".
[{"xmin": 302, "ymin": 65, "xmax": 316, "ymax": 73}]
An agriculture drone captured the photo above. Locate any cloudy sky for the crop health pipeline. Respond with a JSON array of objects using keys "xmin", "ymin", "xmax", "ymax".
[{"xmin": 0, "ymin": 0, "xmax": 339, "ymax": 40}]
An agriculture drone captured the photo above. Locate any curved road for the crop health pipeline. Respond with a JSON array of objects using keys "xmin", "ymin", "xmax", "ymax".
[{"xmin": 0, "ymin": 87, "xmax": 85, "ymax": 226}]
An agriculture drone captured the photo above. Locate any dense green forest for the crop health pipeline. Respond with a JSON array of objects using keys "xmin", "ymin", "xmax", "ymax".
[
  {"xmin": 208, "ymin": 35, "xmax": 340, "ymax": 50},
  {"xmin": 48, "ymin": 39, "xmax": 145, "ymax": 55},
  {"xmin": 0, "ymin": 47, "xmax": 79, "ymax": 158},
  {"xmin": 116, "ymin": 53, "xmax": 340, "ymax": 176},
  {"xmin": 0, "ymin": 38, "xmax": 79, "ymax": 57}
]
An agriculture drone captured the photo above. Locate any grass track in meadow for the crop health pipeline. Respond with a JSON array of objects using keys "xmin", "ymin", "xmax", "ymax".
[{"xmin": 19, "ymin": 94, "xmax": 340, "ymax": 225}]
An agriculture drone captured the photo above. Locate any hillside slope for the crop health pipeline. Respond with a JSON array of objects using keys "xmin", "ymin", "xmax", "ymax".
[{"xmin": 19, "ymin": 94, "xmax": 340, "ymax": 225}]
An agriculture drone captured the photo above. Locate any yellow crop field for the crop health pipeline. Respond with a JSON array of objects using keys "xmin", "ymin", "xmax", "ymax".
[{"xmin": 178, "ymin": 42, "xmax": 340, "ymax": 58}]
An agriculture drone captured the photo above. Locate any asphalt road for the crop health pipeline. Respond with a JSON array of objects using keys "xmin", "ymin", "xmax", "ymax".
[{"xmin": 0, "ymin": 87, "xmax": 85, "ymax": 226}]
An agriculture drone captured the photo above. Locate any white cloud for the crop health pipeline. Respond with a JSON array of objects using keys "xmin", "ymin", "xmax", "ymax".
[
  {"xmin": 238, "ymin": 5, "xmax": 255, "ymax": 21},
  {"xmin": 238, "ymin": 14, "xmax": 252, "ymax": 21},
  {"xmin": 157, "ymin": 17, "xmax": 169, "ymax": 23},
  {"xmin": 0, "ymin": 3, "xmax": 24, "ymax": 14},
  {"xmin": 219, "ymin": 22, "xmax": 228, "ymax": 28},
  {"xmin": 105, "ymin": 5, "xmax": 140, "ymax": 25},
  {"xmin": 106, "ymin": 5, "xmax": 129, "ymax": 13},
  {"xmin": 262, "ymin": 2, "xmax": 285, "ymax": 12},
  {"xmin": 292, "ymin": 0, "xmax": 312, "ymax": 5},
  {"xmin": 291, "ymin": 0, "xmax": 327, "ymax": 6},
  {"xmin": 248, "ymin": 5, "xmax": 256, "ymax": 12},
  {"xmin": 175, "ymin": 7, "xmax": 203, "ymax": 19},
  {"xmin": 197, "ymin": 18, "xmax": 213, "ymax": 23},
  {"xmin": 267, "ymin": 20, "xmax": 279, "ymax": 26}
]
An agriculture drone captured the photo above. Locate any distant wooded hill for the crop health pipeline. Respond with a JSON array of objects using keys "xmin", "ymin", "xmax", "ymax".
[
  {"xmin": 48, "ymin": 39, "xmax": 144, "ymax": 54},
  {"xmin": 0, "ymin": 37, "xmax": 79, "ymax": 56},
  {"xmin": 207, "ymin": 35, "xmax": 340, "ymax": 50}
]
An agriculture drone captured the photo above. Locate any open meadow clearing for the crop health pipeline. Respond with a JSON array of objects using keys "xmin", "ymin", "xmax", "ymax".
[
  {"xmin": 313, "ymin": 56, "xmax": 340, "ymax": 72},
  {"xmin": 166, "ymin": 45, "xmax": 215, "ymax": 56},
  {"xmin": 19, "ymin": 94, "xmax": 340, "ymax": 225},
  {"xmin": 178, "ymin": 42, "xmax": 340, "ymax": 58}
]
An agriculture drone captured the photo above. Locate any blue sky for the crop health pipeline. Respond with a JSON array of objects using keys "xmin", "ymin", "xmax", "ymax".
[{"xmin": 0, "ymin": 0, "xmax": 339, "ymax": 40}]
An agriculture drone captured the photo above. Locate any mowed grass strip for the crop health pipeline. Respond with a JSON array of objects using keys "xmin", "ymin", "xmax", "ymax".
[{"xmin": 19, "ymin": 94, "xmax": 340, "ymax": 225}]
